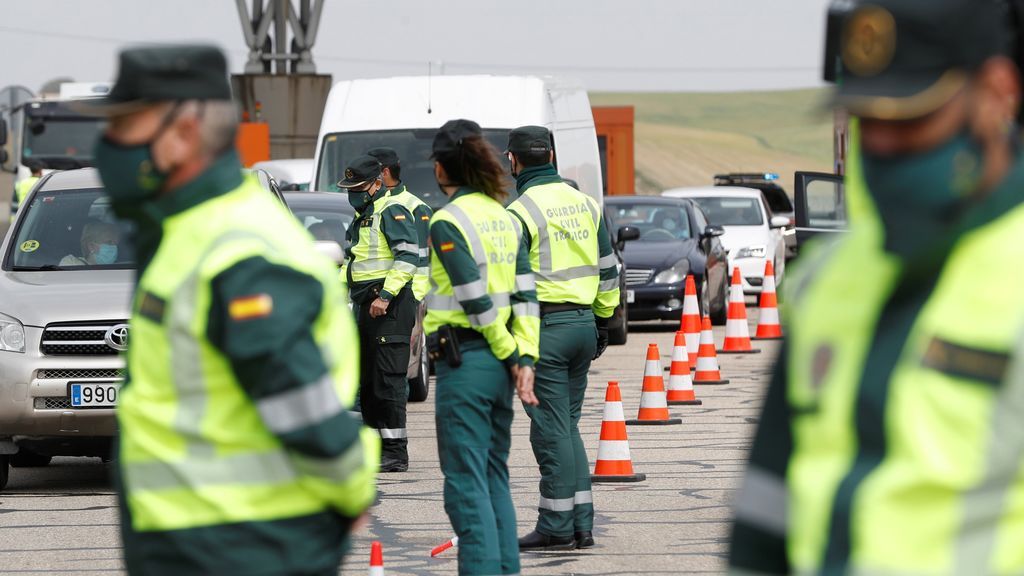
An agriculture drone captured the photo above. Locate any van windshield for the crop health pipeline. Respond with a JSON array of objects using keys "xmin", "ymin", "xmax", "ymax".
[
  {"xmin": 316, "ymin": 129, "xmax": 513, "ymax": 210},
  {"xmin": 6, "ymin": 188, "xmax": 136, "ymax": 271}
]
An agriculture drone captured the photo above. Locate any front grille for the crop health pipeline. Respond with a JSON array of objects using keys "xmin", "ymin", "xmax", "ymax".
[
  {"xmin": 746, "ymin": 276, "xmax": 764, "ymax": 287},
  {"xmin": 625, "ymin": 268, "xmax": 654, "ymax": 287},
  {"xmin": 41, "ymin": 322, "xmax": 128, "ymax": 356},
  {"xmin": 37, "ymin": 369, "xmax": 124, "ymax": 380},
  {"xmin": 35, "ymin": 397, "xmax": 72, "ymax": 410}
]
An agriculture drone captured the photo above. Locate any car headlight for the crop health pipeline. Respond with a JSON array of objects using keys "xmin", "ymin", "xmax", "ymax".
[
  {"xmin": 653, "ymin": 259, "xmax": 690, "ymax": 284},
  {"xmin": 0, "ymin": 314, "xmax": 26, "ymax": 353},
  {"xmin": 736, "ymin": 245, "xmax": 767, "ymax": 259}
]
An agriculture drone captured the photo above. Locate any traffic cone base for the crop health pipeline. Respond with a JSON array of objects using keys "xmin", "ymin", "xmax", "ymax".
[
  {"xmin": 694, "ymin": 378, "xmax": 730, "ymax": 385},
  {"xmin": 592, "ymin": 382, "xmax": 646, "ymax": 483},
  {"xmin": 668, "ymin": 398, "xmax": 702, "ymax": 406},
  {"xmin": 625, "ymin": 416, "xmax": 684, "ymax": 425},
  {"xmin": 718, "ymin": 348, "xmax": 762, "ymax": 355}
]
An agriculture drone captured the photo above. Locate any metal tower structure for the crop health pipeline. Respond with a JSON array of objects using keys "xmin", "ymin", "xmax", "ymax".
[{"xmin": 235, "ymin": 0, "xmax": 325, "ymax": 75}]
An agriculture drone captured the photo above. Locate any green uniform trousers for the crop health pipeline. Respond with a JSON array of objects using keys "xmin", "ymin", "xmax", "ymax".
[
  {"xmin": 356, "ymin": 285, "xmax": 416, "ymax": 464},
  {"xmin": 526, "ymin": 308, "xmax": 597, "ymax": 537},
  {"xmin": 435, "ymin": 342, "xmax": 520, "ymax": 576}
]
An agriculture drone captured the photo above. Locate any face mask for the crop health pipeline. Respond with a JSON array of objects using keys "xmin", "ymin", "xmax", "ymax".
[
  {"xmin": 94, "ymin": 243, "xmax": 118, "ymax": 265},
  {"xmin": 860, "ymin": 130, "xmax": 984, "ymax": 255},
  {"xmin": 93, "ymin": 104, "xmax": 183, "ymax": 218},
  {"xmin": 347, "ymin": 186, "xmax": 374, "ymax": 212}
]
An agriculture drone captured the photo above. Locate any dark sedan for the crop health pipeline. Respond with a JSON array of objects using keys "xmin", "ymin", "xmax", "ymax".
[{"xmin": 605, "ymin": 196, "xmax": 730, "ymax": 325}]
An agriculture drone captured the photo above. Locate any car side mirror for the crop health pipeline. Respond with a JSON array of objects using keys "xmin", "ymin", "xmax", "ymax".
[
  {"xmin": 702, "ymin": 225, "xmax": 725, "ymax": 238},
  {"xmin": 616, "ymin": 225, "xmax": 640, "ymax": 251},
  {"xmin": 769, "ymin": 216, "xmax": 791, "ymax": 229},
  {"xmin": 313, "ymin": 240, "xmax": 344, "ymax": 266}
]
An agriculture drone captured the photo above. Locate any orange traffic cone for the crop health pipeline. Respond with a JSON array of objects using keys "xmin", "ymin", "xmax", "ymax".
[
  {"xmin": 680, "ymin": 275, "xmax": 702, "ymax": 369},
  {"xmin": 720, "ymin": 268, "xmax": 761, "ymax": 355},
  {"xmin": 591, "ymin": 381, "xmax": 646, "ymax": 483},
  {"xmin": 666, "ymin": 332, "xmax": 702, "ymax": 405},
  {"xmin": 694, "ymin": 316, "xmax": 730, "ymax": 385},
  {"xmin": 430, "ymin": 536, "xmax": 459, "ymax": 557},
  {"xmin": 626, "ymin": 344, "xmax": 683, "ymax": 425},
  {"xmin": 369, "ymin": 541, "xmax": 384, "ymax": 576},
  {"xmin": 754, "ymin": 260, "xmax": 783, "ymax": 340}
]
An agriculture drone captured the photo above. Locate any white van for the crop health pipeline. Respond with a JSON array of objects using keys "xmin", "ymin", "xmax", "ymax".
[{"xmin": 311, "ymin": 75, "xmax": 603, "ymax": 209}]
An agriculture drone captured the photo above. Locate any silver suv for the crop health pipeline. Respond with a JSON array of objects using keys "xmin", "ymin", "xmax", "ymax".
[{"xmin": 0, "ymin": 168, "xmax": 286, "ymax": 489}]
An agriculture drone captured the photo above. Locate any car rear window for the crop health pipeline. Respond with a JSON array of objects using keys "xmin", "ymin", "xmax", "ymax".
[
  {"xmin": 692, "ymin": 197, "xmax": 764, "ymax": 226},
  {"xmin": 6, "ymin": 188, "xmax": 136, "ymax": 271}
]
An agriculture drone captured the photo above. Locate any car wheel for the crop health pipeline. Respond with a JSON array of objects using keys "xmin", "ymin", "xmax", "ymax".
[
  {"xmin": 609, "ymin": 305, "xmax": 628, "ymax": 346},
  {"xmin": 10, "ymin": 449, "xmax": 51, "ymax": 468},
  {"xmin": 408, "ymin": 331, "xmax": 430, "ymax": 403},
  {"xmin": 0, "ymin": 455, "xmax": 9, "ymax": 490},
  {"xmin": 711, "ymin": 273, "xmax": 729, "ymax": 326}
]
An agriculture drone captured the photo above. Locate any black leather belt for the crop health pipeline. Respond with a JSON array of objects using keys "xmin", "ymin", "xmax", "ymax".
[
  {"xmin": 540, "ymin": 303, "xmax": 590, "ymax": 316},
  {"xmin": 452, "ymin": 327, "xmax": 486, "ymax": 343}
]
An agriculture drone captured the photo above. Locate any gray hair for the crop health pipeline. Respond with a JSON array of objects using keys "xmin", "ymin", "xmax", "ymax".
[{"xmin": 184, "ymin": 100, "xmax": 239, "ymax": 156}]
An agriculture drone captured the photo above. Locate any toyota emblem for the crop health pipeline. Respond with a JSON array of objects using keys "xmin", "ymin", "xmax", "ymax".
[{"xmin": 105, "ymin": 324, "xmax": 129, "ymax": 352}]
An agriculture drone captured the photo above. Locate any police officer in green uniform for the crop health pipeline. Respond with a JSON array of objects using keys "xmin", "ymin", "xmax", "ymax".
[
  {"xmin": 339, "ymin": 155, "xmax": 419, "ymax": 472},
  {"xmin": 426, "ymin": 119, "xmax": 541, "ymax": 575},
  {"xmin": 87, "ymin": 45, "xmax": 379, "ymax": 575},
  {"xmin": 730, "ymin": 1, "xmax": 1024, "ymax": 574},
  {"xmin": 11, "ymin": 159, "xmax": 42, "ymax": 221},
  {"xmin": 506, "ymin": 126, "xmax": 620, "ymax": 550},
  {"xmin": 367, "ymin": 147, "xmax": 433, "ymax": 302}
]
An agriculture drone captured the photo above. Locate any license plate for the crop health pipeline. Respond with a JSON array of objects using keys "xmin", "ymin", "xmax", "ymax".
[
  {"xmin": 69, "ymin": 382, "xmax": 120, "ymax": 408},
  {"xmin": 627, "ymin": 290, "xmax": 635, "ymax": 304}
]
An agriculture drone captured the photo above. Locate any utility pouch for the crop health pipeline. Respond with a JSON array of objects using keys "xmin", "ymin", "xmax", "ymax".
[{"xmin": 428, "ymin": 325, "xmax": 463, "ymax": 368}]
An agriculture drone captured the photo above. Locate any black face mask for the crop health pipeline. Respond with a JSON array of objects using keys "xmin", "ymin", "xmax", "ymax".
[{"xmin": 347, "ymin": 188, "xmax": 373, "ymax": 212}]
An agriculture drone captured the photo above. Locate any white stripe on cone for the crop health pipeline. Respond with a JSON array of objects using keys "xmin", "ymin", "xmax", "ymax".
[
  {"xmin": 639, "ymin": 390, "xmax": 668, "ymax": 409},
  {"xmin": 596, "ymin": 440, "xmax": 632, "ymax": 461},
  {"xmin": 696, "ymin": 354, "xmax": 719, "ymax": 372},
  {"xmin": 759, "ymin": 306, "xmax": 780, "ymax": 326},
  {"xmin": 726, "ymin": 283, "xmax": 751, "ymax": 340},
  {"xmin": 683, "ymin": 285, "xmax": 701, "ymax": 357},
  {"xmin": 604, "ymin": 401, "xmax": 625, "ymax": 422},
  {"xmin": 645, "ymin": 360, "xmax": 661, "ymax": 375},
  {"xmin": 763, "ymin": 271, "xmax": 777, "ymax": 293},
  {"xmin": 667, "ymin": 370, "xmax": 694, "ymax": 394},
  {"xmin": 671, "ymin": 345, "xmax": 687, "ymax": 363}
]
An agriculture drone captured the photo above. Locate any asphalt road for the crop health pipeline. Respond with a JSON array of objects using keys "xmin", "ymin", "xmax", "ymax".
[{"xmin": 0, "ymin": 310, "xmax": 777, "ymax": 575}]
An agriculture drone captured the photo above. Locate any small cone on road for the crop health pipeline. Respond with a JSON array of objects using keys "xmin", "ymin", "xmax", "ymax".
[
  {"xmin": 369, "ymin": 541, "xmax": 384, "ymax": 576},
  {"xmin": 680, "ymin": 275, "xmax": 702, "ymax": 369},
  {"xmin": 592, "ymin": 381, "xmax": 646, "ymax": 483},
  {"xmin": 666, "ymin": 331, "xmax": 702, "ymax": 405},
  {"xmin": 720, "ymin": 268, "xmax": 761, "ymax": 355},
  {"xmin": 626, "ymin": 344, "xmax": 683, "ymax": 425},
  {"xmin": 694, "ymin": 316, "xmax": 730, "ymax": 385},
  {"xmin": 754, "ymin": 260, "xmax": 783, "ymax": 340},
  {"xmin": 430, "ymin": 536, "xmax": 459, "ymax": 557}
]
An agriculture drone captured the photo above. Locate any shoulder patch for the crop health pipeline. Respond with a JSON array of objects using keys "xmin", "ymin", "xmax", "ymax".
[
  {"xmin": 393, "ymin": 214, "xmax": 407, "ymax": 221},
  {"xmin": 440, "ymin": 242, "xmax": 455, "ymax": 252},
  {"xmin": 421, "ymin": 215, "xmax": 430, "ymax": 221},
  {"xmin": 229, "ymin": 294, "xmax": 274, "ymax": 321}
]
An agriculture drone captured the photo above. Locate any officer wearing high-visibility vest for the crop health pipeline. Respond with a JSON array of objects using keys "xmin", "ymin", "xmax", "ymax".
[
  {"xmin": 11, "ymin": 160, "xmax": 42, "ymax": 221},
  {"xmin": 339, "ymin": 155, "xmax": 419, "ymax": 472},
  {"xmin": 85, "ymin": 45, "xmax": 379, "ymax": 575},
  {"xmin": 505, "ymin": 126, "xmax": 620, "ymax": 551},
  {"xmin": 367, "ymin": 147, "xmax": 433, "ymax": 301},
  {"xmin": 425, "ymin": 118, "xmax": 541, "ymax": 575},
  {"xmin": 730, "ymin": 1, "xmax": 1024, "ymax": 574}
]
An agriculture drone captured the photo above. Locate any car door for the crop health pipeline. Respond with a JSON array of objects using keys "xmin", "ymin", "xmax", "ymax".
[{"xmin": 794, "ymin": 171, "xmax": 846, "ymax": 249}]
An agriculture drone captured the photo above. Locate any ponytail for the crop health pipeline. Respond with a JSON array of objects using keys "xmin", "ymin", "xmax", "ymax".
[{"xmin": 436, "ymin": 135, "xmax": 509, "ymax": 203}]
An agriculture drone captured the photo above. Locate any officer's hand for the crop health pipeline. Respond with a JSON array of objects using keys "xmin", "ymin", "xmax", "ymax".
[
  {"xmin": 369, "ymin": 297, "xmax": 390, "ymax": 318},
  {"xmin": 516, "ymin": 365, "xmax": 539, "ymax": 406},
  {"xmin": 594, "ymin": 321, "xmax": 610, "ymax": 360}
]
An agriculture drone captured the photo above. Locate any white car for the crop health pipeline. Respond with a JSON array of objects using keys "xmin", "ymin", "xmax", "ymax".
[
  {"xmin": 661, "ymin": 186, "xmax": 787, "ymax": 295},
  {"xmin": 251, "ymin": 159, "xmax": 314, "ymax": 191}
]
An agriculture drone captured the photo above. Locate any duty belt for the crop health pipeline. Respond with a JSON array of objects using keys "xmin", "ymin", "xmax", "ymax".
[
  {"xmin": 452, "ymin": 327, "xmax": 486, "ymax": 343},
  {"xmin": 540, "ymin": 302, "xmax": 590, "ymax": 316}
]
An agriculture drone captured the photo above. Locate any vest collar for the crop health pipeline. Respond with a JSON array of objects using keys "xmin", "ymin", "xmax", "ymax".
[
  {"xmin": 148, "ymin": 150, "xmax": 244, "ymax": 222},
  {"xmin": 515, "ymin": 163, "xmax": 561, "ymax": 193},
  {"xmin": 449, "ymin": 187, "xmax": 480, "ymax": 202}
]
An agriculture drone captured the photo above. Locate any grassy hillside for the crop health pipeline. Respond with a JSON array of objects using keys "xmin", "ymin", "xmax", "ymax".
[{"xmin": 589, "ymin": 89, "xmax": 834, "ymax": 195}]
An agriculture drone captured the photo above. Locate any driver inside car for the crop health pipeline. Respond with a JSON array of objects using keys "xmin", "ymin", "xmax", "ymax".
[{"xmin": 60, "ymin": 221, "xmax": 121, "ymax": 267}]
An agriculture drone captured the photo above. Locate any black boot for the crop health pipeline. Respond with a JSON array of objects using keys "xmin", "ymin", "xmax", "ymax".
[
  {"xmin": 574, "ymin": 531, "xmax": 595, "ymax": 549},
  {"xmin": 380, "ymin": 458, "xmax": 408, "ymax": 473},
  {"xmin": 518, "ymin": 530, "xmax": 576, "ymax": 551}
]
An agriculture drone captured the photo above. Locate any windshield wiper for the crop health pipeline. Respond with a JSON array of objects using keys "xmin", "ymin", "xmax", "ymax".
[{"xmin": 11, "ymin": 265, "xmax": 64, "ymax": 271}]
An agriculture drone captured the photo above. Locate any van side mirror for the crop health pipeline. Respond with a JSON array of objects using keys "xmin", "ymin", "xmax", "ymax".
[
  {"xmin": 702, "ymin": 225, "xmax": 725, "ymax": 238},
  {"xmin": 616, "ymin": 225, "xmax": 640, "ymax": 251}
]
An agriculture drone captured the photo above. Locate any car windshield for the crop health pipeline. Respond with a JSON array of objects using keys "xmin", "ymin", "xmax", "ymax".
[
  {"xmin": 289, "ymin": 199, "xmax": 353, "ymax": 251},
  {"xmin": 692, "ymin": 197, "xmax": 764, "ymax": 226},
  {"xmin": 607, "ymin": 203, "xmax": 691, "ymax": 242},
  {"xmin": 315, "ymin": 128, "xmax": 513, "ymax": 210},
  {"xmin": 6, "ymin": 187, "xmax": 136, "ymax": 271}
]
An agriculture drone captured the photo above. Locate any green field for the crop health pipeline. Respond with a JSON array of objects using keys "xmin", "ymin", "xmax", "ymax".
[{"xmin": 589, "ymin": 89, "xmax": 835, "ymax": 195}]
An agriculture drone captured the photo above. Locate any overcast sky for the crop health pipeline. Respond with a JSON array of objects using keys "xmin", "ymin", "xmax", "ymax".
[{"xmin": 1, "ymin": 0, "xmax": 832, "ymax": 94}]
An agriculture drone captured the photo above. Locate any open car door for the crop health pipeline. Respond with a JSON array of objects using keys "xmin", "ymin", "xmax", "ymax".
[{"xmin": 794, "ymin": 171, "xmax": 846, "ymax": 252}]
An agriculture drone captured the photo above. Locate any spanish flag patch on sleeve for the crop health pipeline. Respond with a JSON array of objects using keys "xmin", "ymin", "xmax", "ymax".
[
  {"xmin": 229, "ymin": 294, "xmax": 274, "ymax": 321},
  {"xmin": 440, "ymin": 242, "xmax": 455, "ymax": 252},
  {"xmin": 421, "ymin": 215, "xmax": 430, "ymax": 221},
  {"xmin": 393, "ymin": 214, "xmax": 407, "ymax": 221}
]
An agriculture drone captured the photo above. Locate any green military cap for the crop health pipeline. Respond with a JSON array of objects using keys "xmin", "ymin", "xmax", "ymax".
[
  {"xmin": 337, "ymin": 155, "xmax": 383, "ymax": 189},
  {"xmin": 78, "ymin": 44, "xmax": 232, "ymax": 115},
  {"xmin": 506, "ymin": 125, "xmax": 553, "ymax": 154},
  {"xmin": 367, "ymin": 147, "xmax": 400, "ymax": 167},
  {"xmin": 832, "ymin": 0, "xmax": 1009, "ymax": 120},
  {"xmin": 432, "ymin": 119, "xmax": 482, "ymax": 158}
]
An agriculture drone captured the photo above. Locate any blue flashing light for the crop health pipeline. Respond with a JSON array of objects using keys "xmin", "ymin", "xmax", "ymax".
[{"xmin": 764, "ymin": 172, "xmax": 780, "ymax": 181}]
